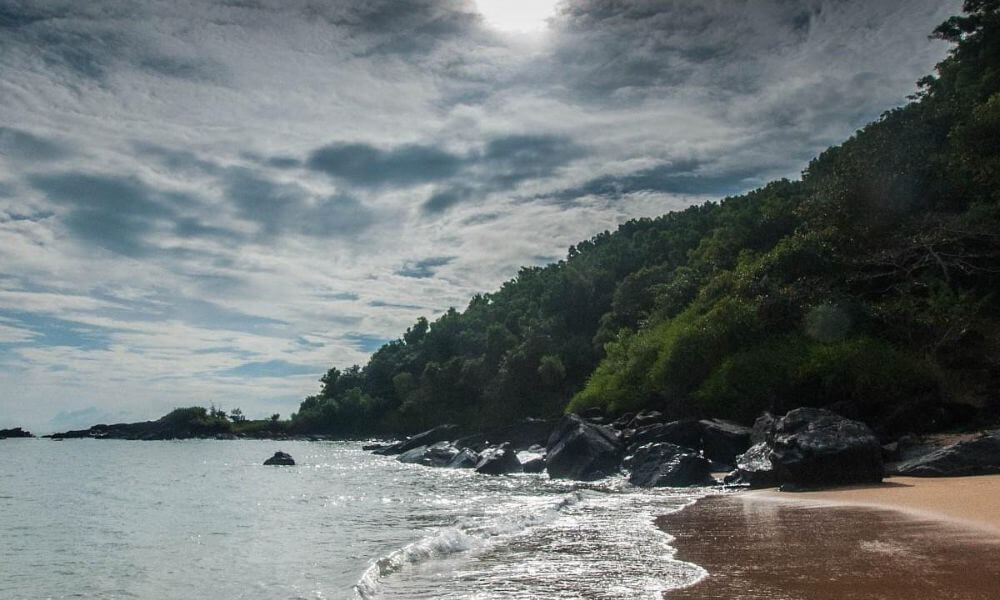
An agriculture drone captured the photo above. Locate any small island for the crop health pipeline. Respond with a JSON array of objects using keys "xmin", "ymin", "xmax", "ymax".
[{"xmin": 0, "ymin": 427, "xmax": 34, "ymax": 439}]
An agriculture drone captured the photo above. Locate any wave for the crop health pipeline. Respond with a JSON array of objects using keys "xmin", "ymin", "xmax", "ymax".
[{"xmin": 354, "ymin": 491, "xmax": 586, "ymax": 599}]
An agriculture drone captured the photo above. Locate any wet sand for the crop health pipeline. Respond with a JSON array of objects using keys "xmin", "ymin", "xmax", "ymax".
[{"xmin": 659, "ymin": 479, "xmax": 1000, "ymax": 599}]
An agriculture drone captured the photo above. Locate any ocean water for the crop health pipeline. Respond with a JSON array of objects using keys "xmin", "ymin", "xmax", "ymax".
[{"xmin": 0, "ymin": 439, "xmax": 708, "ymax": 599}]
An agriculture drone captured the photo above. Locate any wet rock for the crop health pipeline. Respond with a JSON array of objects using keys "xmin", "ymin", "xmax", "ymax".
[
  {"xmin": 520, "ymin": 457, "xmax": 545, "ymax": 473},
  {"xmin": 611, "ymin": 412, "xmax": 636, "ymax": 429},
  {"xmin": 750, "ymin": 413, "xmax": 776, "ymax": 444},
  {"xmin": 263, "ymin": 451, "xmax": 295, "ymax": 466},
  {"xmin": 628, "ymin": 410, "xmax": 665, "ymax": 429},
  {"xmin": 628, "ymin": 442, "xmax": 714, "ymax": 488},
  {"xmin": 699, "ymin": 419, "xmax": 752, "ymax": 465},
  {"xmin": 891, "ymin": 430, "xmax": 1000, "ymax": 476},
  {"xmin": 447, "ymin": 448, "xmax": 480, "ymax": 469},
  {"xmin": 730, "ymin": 442, "xmax": 777, "ymax": 488},
  {"xmin": 397, "ymin": 442, "xmax": 461, "ymax": 467},
  {"xmin": 627, "ymin": 420, "xmax": 702, "ymax": 453},
  {"xmin": 362, "ymin": 442, "xmax": 389, "ymax": 451},
  {"xmin": 484, "ymin": 418, "xmax": 558, "ymax": 450},
  {"xmin": 475, "ymin": 443, "xmax": 523, "ymax": 475},
  {"xmin": 545, "ymin": 414, "xmax": 623, "ymax": 480},
  {"xmin": 373, "ymin": 424, "xmax": 460, "ymax": 456},
  {"xmin": 769, "ymin": 408, "xmax": 883, "ymax": 487},
  {"xmin": 453, "ymin": 433, "xmax": 488, "ymax": 452}
]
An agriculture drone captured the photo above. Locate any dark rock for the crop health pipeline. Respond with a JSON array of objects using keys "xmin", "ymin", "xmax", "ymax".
[
  {"xmin": 475, "ymin": 443, "xmax": 523, "ymax": 475},
  {"xmin": 373, "ymin": 424, "xmax": 460, "ymax": 456},
  {"xmin": 263, "ymin": 451, "xmax": 295, "ymax": 466},
  {"xmin": 627, "ymin": 420, "xmax": 701, "ymax": 453},
  {"xmin": 891, "ymin": 430, "xmax": 1000, "ymax": 477},
  {"xmin": 699, "ymin": 419, "xmax": 752, "ymax": 465},
  {"xmin": 362, "ymin": 443, "xmax": 388, "ymax": 451},
  {"xmin": 453, "ymin": 433, "xmax": 489, "ymax": 452},
  {"xmin": 769, "ymin": 408, "xmax": 883, "ymax": 486},
  {"xmin": 628, "ymin": 410, "xmax": 665, "ymax": 429},
  {"xmin": 397, "ymin": 442, "xmax": 462, "ymax": 467},
  {"xmin": 520, "ymin": 457, "xmax": 545, "ymax": 473},
  {"xmin": 750, "ymin": 413, "xmax": 775, "ymax": 444},
  {"xmin": 0, "ymin": 427, "xmax": 33, "ymax": 439},
  {"xmin": 611, "ymin": 412, "xmax": 636, "ymax": 429},
  {"xmin": 484, "ymin": 418, "xmax": 557, "ymax": 450},
  {"xmin": 447, "ymin": 448, "xmax": 480, "ymax": 469},
  {"xmin": 545, "ymin": 414, "xmax": 623, "ymax": 480},
  {"xmin": 731, "ymin": 442, "xmax": 777, "ymax": 488},
  {"xmin": 578, "ymin": 407, "xmax": 605, "ymax": 420},
  {"xmin": 628, "ymin": 442, "xmax": 714, "ymax": 487}
]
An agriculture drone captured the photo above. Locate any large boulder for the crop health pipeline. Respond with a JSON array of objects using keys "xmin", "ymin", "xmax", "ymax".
[
  {"xmin": 627, "ymin": 442, "xmax": 714, "ymax": 487},
  {"xmin": 627, "ymin": 420, "xmax": 702, "ymax": 453},
  {"xmin": 263, "ymin": 451, "xmax": 295, "ymax": 466},
  {"xmin": 769, "ymin": 408, "xmax": 883, "ymax": 487},
  {"xmin": 475, "ymin": 443, "xmax": 523, "ymax": 475},
  {"xmin": 891, "ymin": 431, "xmax": 1000, "ymax": 476},
  {"xmin": 373, "ymin": 424, "xmax": 460, "ymax": 456},
  {"xmin": 699, "ymin": 419, "xmax": 752, "ymax": 465},
  {"xmin": 396, "ymin": 442, "xmax": 461, "ymax": 467},
  {"xmin": 446, "ymin": 448, "xmax": 480, "ymax": 469},
  {"xmin": 484, "ymin": 418, "xmax": 558, "ymax": 450},
  {"xmin": 730, "ymin": 442, "xmax": 777, "ymax": 488},
  {"xmin": 545, "ymin": 414, "xmax": 623, "ymax": 480}
]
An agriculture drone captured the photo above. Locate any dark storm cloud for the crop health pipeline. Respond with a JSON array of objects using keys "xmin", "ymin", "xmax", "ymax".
[
  {"xmin": 422, "ymin": 186, "xmax": 471, "ymax": 215},
  {"xmin": 397, "ymin": 256, "xmax": 455, "ymax": 278},
  {"xmin": 134, "ymin": 143, "xmax": 222, "ymax": 176},
  {"xmin": 307, "ymin": 142, "xmax": 464, "ymax": 188},
  {"xmin": 0, "ymin": 126, "xmax": 70, "ymax": 161},
  {"xmin": 478, "ymin": 134, "xmax": 585, "ymax": 187}
]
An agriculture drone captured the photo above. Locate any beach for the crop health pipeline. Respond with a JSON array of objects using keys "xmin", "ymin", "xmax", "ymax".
[{"xmin": 660, "ymin": 476, "xmax": 1000, "ymax": 599}]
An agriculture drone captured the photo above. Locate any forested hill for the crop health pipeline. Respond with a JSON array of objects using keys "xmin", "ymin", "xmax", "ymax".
[{"xmin": 290, "ymin": 1, "xmax": 1000, "ymax": 438}]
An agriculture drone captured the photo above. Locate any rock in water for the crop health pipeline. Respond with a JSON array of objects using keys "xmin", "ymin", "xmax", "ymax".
[
  {"xmin": 373, "ymin": 424, "xmax": 460, "ymax": 456},
  {"xmin": 475, "ymin": 443, "xmax": 523, "ymax": 475},
  {"xmin": 447, "ymin": 448, "xmax": 480, "ymax": 469},
  {"xmin": 396, "ymin": 442, "xmax": 461, "ymax": 467},
  {"xmin": 730, "ymin": 442, "xmax": 777, "ymax": 488},
  {"xmin": 627, "ymin": 420, "xmax": 702, "ymax": 453},
  {"xmin": 545, "ymin": 414, "xmax": 623, "ymax": 480},
  {"xmin": 0, "ymin": 427, "xmax": 33, "ymax": 439},
  {"xmin": 769, "ymin": 408, "xmax": 883, "ymax": 487},
  {"xmin": 627, "ymin": 442, "xmax": 714, "ymax": 487},
  {"xmin": 892, "ymin": 430, "xmax": 1000, "ymax": 476},
  {"xmin": 263, "ymin": 451, "xmax": 295, "ymax": 466},
  {"xmin": 699, "ymin": 419, "xmax": 752, "ymax": 465}
]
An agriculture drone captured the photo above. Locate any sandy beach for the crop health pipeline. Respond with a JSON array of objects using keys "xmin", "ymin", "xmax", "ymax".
[{"xmin": 659, "ymin": 476, "xmax": 1000, "ymax": 599}]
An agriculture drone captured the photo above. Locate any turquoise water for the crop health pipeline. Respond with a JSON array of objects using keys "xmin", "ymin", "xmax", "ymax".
[{"xmin": 0, "ymin": 439, "xmax": 706, "ymax": 599}]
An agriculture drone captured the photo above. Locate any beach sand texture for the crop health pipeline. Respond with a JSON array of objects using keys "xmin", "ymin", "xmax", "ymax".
[{"xmin": 660, "ymin": 476, "xmax": 1000, "ymax": 599}]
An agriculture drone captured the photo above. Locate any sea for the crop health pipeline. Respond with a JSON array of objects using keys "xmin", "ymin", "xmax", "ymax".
[{"xmin": 0, "ymin": 439, "xmax": 710, "ymax": 599}]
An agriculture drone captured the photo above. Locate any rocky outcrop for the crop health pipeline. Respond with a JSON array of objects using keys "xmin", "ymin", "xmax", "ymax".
[
  {"xmin": 484, "ymin": 418, "xmax": 558, "ymax": 450},
  {"xmin": 891, "ymin": 430, "xmax": 1000, "ymax": 476},
  {"xmin": 699, "ymin": 419, "xmax": 752, "ymax": 466},
  {"xmin": 475, "ymin": 443, "xmax": 523, "ymax": 475},
  {"xmin": 545, "ymin": 414, "xmax": 623, "ymax": 480},
  {"xmin": 729, "ymin": 442, "xmax": 777, "ymax": 488},
  {"xmin": 627, "ymin": 442, "xmax": 714, "ymax": 487},
  {"xmin": 0, "ymin": 427, "xmax": 33, "ymax": 439},
  {"xmin": 626, "ymin": 420, "xmax": 702, "ymax": 453},
  {"xmin": 447, "ymin": 448, "xmax": 481, "ymax": 469},
  {"xmin": 373, "ymin": 424, "xmax": 461, "ymax": 456},
  {"xmin": 767, "ymin": 408, "xmax": 883, "ymax": 487},
  {"xmin": 263, "ymin": 451, "xmax": 295, "ymax": 466},
  {"xmin": 396, "ymin": 442, "xmax": 462, "ymax": 468}
]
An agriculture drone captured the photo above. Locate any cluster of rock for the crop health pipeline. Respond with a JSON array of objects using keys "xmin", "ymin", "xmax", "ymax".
[
  {"xmin": 0, "ymin": 427, "xmax": 34, "ymax": 439},
  {"xmin": 263, "ymin": 451, "xmax": 296, "ymax": 466}
]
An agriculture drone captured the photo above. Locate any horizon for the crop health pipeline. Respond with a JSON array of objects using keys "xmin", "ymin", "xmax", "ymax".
[{"xmin": 0, "ymin": 0, "xmax": 961, "ymax": 434}]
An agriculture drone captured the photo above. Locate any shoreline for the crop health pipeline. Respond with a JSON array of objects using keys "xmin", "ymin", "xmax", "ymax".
[{"xmin": 658, "ymin": 476, "xmax": 1000, "ymax": 599}]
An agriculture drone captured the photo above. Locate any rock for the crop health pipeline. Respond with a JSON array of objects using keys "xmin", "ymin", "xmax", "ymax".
[
  {"xmin": 397, "ymin": 442, "xmax": 461, "ymax": 468},
  {"xmin": 484, "ymin": 418, "xmax": 558, "ymax": 450},
  {"xmin": 521, "ymin": 457, "xmax": 545, "ymax": 473},
  {"xmin": 373, "ymin": 424, "xmax": 460, "ymax": 456},
  {"xmin": 578, "ymin": 407, "xmax": 605, "ymax": 420},
  {"xmin": 263, "ymin": 451, "xmax": 295, "ymax": 466},
  {"xmin": 611, "ymin": 412, "xmax": 636, "ymax": 429},
  {"xmin": 0, "ymin": 427, "xmax": 33, "ymax": 439},
  {"xmin": 699, "ymin": 419, "xmax": 752, "ymax": 465},
  {"xmin": 627, "ymin": 420, "xmax": 702, "ymax": 453},
  {"xmin": 628, "ymin": 442, "xmax": 714, "ymax": 487},
  {"xmin": 453, "ymin": 433, "xmax": 488, "ymax": 452},
  {"xmin": 750, "ymin": 413, "xmax": 775, "ymax": 444},
  {"xmin": 362, "ymin": 442, "xmax": 389, "ymax": 451},
  {"xmin": 891, "ymin": 430, "xmax": 1000, "ymax": 476},
  {"xmin": 447, "ymin": 448, "xmax": 480, "ymax": 469},
  {"xmin": 628, "ymin": 410, "xmax": 665, "ymax": 429},
  {"xmin": 545, "ymin": 414, "xmax": 623, "ymax": 480},
  {"xmin": 769, "ymin": 408, "xmax": 883, "ymax": 487},
  {"xmin": 475, "ymin": 443, "xmax": 523, "ymax": 475},
  {"xmin": 731, "ymin": 442, "xmax": 777, "ymax": 488}
]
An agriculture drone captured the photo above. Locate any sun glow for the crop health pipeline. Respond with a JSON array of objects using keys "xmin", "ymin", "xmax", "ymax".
[{"xmin": 474, "ymin": 0, "xmax": 559, "ymax": 33}]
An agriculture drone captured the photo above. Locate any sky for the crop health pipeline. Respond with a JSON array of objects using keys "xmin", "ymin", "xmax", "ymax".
[{"xmin": 0, "ymin": 0, "xmax": 961, "ymax": 433}]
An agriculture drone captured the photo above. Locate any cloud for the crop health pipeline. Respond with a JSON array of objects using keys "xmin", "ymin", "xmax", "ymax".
[
  {"xmin": 307, "ymin": 142, "xmax": 464, "ymax": 187},
  {"xmin": 0, "ymin": 126, "xmax": 70, "ymax": 161},
  {"xmin": 397, "ymin": 256, "xmax": 456, "ymax": 278},
  {"xmin": 217, "ymin": 360, "xmax": 318, "ymax": 378}
]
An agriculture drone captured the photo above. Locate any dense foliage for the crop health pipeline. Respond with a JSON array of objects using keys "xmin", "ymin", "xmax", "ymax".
[{"xmin": 292, "ymin": 1, "xmax": 1000, "ymax": 436}]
